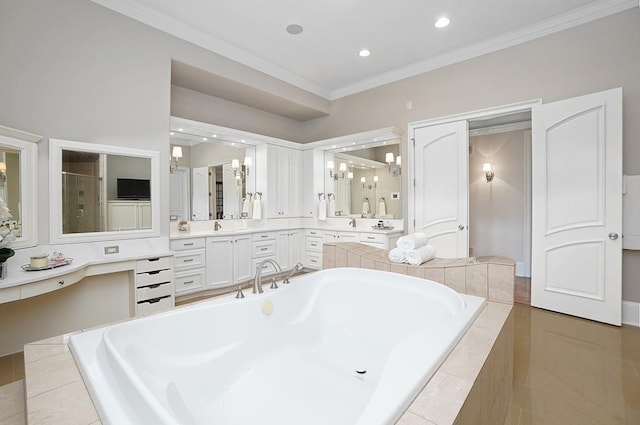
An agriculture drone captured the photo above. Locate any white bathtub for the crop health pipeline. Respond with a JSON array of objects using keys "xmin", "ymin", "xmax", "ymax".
[{"xmin": 70, "ymin": 267, "xmax": 486, "ymax": 425}]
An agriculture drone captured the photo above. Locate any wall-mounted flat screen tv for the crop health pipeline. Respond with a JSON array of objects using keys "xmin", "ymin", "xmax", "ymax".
[{"xmin": 117, "ymin": 178, "xmax": 150, "ymax": 199}]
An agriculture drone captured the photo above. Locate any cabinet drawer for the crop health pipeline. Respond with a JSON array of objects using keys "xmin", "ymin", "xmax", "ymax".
[
  {"xmin": 170, "ymin": 238, "xmax": 205, "ymax": 251},
  {"xmin": 137, "ymin": 295, "xmax": 173, "ymax": 316},
  {"xmin": 174, "ymin": 250, "xmax": 205, "ymax": 270},
  {"xmin": 252, "ymin": 231, "xmax": 275, "ymax": 241},
  {"xmin": 137, "ymin": 281, "xmax": 172, "ymax": 301},
  {"xmin": 305, "ymin": 229, "xmax": 322, "ymax": 237},
  {"xmin": 136, "ymin": 256, "xmax": 172, "ymax": 273},
  {"xmin": 305, "ymin": 252, "xmax": 322, "ymax": 269},
  {"xmin": 360, "ymin": 233, "xmax": 385, "ymax": 244},
  {"xmin": 136, "ymin": 268, "xmax": 172, "ymax": 288},
  {"xmin": 305, "ymin": 237, "xmax": 323, "ymax": 252},
  {"xmin": 252, "ymin": 240, "xmax": 276, "ymax": 257},
  {"xmin": 174, "ymin": 269, "xmax": 206, "ymax": 294},
  {"xmin": 20, "ymin": 269, "xmax": 85, "ymax": 299}
]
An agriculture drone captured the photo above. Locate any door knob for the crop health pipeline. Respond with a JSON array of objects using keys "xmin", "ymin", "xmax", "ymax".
[
  {"xmin": 608, "ymin": 232, "xmax": 619, "ymax": 240},
  {"xmin": 458, "ymin": 225, "xmax": 465, "ymax": 231}
]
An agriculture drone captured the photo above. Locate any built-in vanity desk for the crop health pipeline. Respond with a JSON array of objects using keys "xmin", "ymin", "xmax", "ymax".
[{"xmin": 0, "ymin": 238, "xmax": 174, "ymax": 356}]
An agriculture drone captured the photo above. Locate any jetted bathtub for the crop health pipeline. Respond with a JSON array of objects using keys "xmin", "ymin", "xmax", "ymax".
[{"xmin": 70, "ymin": 267, "xmax": 486, "ymax": 425}]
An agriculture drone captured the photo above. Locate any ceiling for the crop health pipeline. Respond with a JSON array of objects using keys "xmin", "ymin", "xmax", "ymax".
[{"xmin": 93, "ymin": 0, "xmax": 635, "ymax": 102}]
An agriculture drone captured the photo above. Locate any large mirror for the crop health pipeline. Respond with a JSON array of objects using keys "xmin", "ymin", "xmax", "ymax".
[
  {"xmin": 169, "ymin": 131, "xmax": 256, "ymax": 221},
  {"xmin": 324, "ymin": 140, "xmax": 401, "ymax": 219},
  {"xmin": 50, "ymin": 139, "xmax": 160, "ymax": 243},
  {"xmin": 0, "ymin": 126, "xmax": 39, "ymax": 249}
]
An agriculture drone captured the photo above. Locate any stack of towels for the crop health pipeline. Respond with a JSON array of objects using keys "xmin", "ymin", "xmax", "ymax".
[{"xmin": 388, "ymin": 232, "xmax": 435, "ymax": 266}]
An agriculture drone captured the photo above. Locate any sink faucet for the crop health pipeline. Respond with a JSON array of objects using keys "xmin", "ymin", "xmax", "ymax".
[
  {"xmin": 348, "ymin": 218, "xmax": 356, "ymax": 228},
  {"xmin": 214, "ymin": 221, "xmax": 222, "ymax": 231},
  {"xmin": 253, "ymin": 259, "xmax": 282, "ymax": 294}
]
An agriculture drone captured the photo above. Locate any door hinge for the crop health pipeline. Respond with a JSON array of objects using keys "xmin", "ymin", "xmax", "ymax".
[{"xmin": 411, "ymin": 138, "xmax": 415, "ymax": 147}]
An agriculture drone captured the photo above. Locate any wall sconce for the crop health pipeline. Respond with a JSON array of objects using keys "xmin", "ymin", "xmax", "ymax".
[
  {"xmin": 170, "ymin": 146, "xmax": 182, "ymax": 173},
  {"xmin": 0, "ymin": 162, "xmax": 6, "ymax": 183},
  {"xmin": 244, "ymin": 156, "xmax": 252, "ymax": 176},
  {"xmin": 483, "ymin": 162, "xmax": 494, "ymax": 182},
  {"xmin": 347, "ymin": 171, "xmax": 354, "ymax": 180},
  {"xmin": 232, "ymin": 158, "xmax": 249, "ymax": 182},
  {"xmin": 386, "ymin": 152, "xmax": 401, "ymax": 176},
  {"xmin": 361, "ymin": 176, "xmax": 376, "ymax": 190},
  {"xmin": 327, "ymin": 160, "xmax": 348, "ymax": 180}
]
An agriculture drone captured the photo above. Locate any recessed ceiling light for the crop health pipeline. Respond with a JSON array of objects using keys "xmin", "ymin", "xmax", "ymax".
[
  {"xmin": 169, "ymin": 132, "xmax": 174, "ymax": 136},
  {"xmin": 286, "ymin": 24, "xmax": 303, "ymax": 35},
  {"xmin": 178, "ymin": 128, "xmax": 184, "ymax": 132},
  {"xmin": 434, "ymin": 16, "xmax": 450, "ymax": 28},
  {"xmin": 359, "ymin": 49, "xmax": 371, "ymax": 57},
  {"xmin": 202, "ymin": 137, "xmax": 207, "ymax": 141},
  {"xmin": 212, "ymin": 134, "xmax": 217, "ymax": 138}
]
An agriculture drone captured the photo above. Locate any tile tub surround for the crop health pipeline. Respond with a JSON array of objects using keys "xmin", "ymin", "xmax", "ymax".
[
  {"xmin": 323, "ymin": 242, "xmax": 515, "ymax": 305},
  {"xmin": 21, "ymin": 302, "xmax": 512, "ymax": 425}
]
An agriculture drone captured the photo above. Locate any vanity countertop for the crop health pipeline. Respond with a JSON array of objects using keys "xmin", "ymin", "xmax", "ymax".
[
  {"xmin": 0, "ymin": 237, "xmax": 172, "ymax": 298},
  {"xmin": 169, "ymin": 222, "xmax": 404, "ymax": 240}
]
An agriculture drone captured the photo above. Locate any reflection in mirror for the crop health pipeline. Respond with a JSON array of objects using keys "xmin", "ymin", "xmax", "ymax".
[
  {"xmin": 61, "ymin": 150, "xmax": 151, "ymax": 233},
  {"xmin": 0, "ymin": 126, "xmax": 39, "ymax": 249},
  {"xmin": 324, "ymin": 141, "xmax": 401, "ymax": 218},
  {"xmin": 170, "ymin": 132, "xmax": 256, "ymax": 221},
  {"xmin": 50, "ymin": 139, "xmax": 160, "ymax": 244}
]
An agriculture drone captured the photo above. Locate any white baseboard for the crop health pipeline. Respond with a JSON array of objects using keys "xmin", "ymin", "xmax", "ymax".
[{"xmin": 622, "ymin": 301, "xmax": 640, "ymax": 327}]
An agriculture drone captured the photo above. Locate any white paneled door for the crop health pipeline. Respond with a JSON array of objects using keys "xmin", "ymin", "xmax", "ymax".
[
  {"xmin": 412, "ymin": 120, "xmax": 469, "ymax": 258},
  {"xmin": 531, "ymin": 88, "xmax": 622, "ymax": 325}
]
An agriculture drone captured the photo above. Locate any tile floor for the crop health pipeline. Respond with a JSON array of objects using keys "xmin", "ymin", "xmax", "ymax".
[{"xmin": 1, "ymin": 277, "xmax": 639, "ymax": 425}]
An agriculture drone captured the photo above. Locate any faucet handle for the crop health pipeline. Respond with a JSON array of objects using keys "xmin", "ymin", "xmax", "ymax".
[
  {"xmin": 235, "ymin": 285, "xmax": 245, "ymax": 299},
  {"xmin": 270, "ymin": 278, "xmax": 279, "ymax": 289}
]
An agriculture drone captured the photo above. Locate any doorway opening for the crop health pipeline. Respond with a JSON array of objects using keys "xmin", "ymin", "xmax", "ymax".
[{"xmin": 468, "ymin": 112, "xmax": 532, "ymax": 278}]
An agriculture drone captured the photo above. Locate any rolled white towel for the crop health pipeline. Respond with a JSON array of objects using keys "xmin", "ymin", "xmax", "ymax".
[
  {"xmin": 388, "ymin": 247, "xmax": 406, "ymax": 263},
  {"xmin": 242, "ymin": 199, "xmax": 251, "ymax": 217},
  {"xmin": 396, "ymin": 232, "xmax": 429, "ymax": 251},
  {"xmin": 252, "ymin": 199, "xmax": 262, "ymax": 220},
  {"xmin": 318, "ymin": 199, "xmax": 327, "ymax": 221},
  {"xmin": 328, "ymin": 199, "xmax": 336, "ymax": 217},
  {"xmin": 405, "ymin": 244, "xmax": 436, "ymax": 266},
  {"xmin": 378, "ymin": 200, "xmax": 386, "ymax": 216}
]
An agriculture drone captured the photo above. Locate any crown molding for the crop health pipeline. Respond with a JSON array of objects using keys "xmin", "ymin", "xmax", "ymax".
[{"xmin": 329, "ymin": 0, "xmax": 638, "ymax": 99}]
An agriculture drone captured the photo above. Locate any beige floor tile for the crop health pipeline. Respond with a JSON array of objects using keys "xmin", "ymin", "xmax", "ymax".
[
  {"xmin": 0, "ymin": 380, "xmax": 24, "ymax": 421},
  {"xmin": 25, "ymin": 351, "xmax": 81, "ymax": 399},
  {"xmin": 0, "ymin": 413, "xmax": 26, "ymax": 425},
  {"xmin": 502, "ymin": 404, "xmax": 521, "ymax": 425}
]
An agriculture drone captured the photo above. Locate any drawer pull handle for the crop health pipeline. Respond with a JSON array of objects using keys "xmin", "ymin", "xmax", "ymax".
[
  {"xmin": 147, "ymin": 270, "xmax": 160, "ymax": 275},
  {"xmin": 367, "ymin": 236, "xmax": 375, "ymax": 240},
  {"xmin": 58, "ymin": 280, "xmax": 65, "ymax": 285},
  {"xmin": 260, "ymin": 247, "xmax": 268, "ymax": 251},
  {"xmin": 183, "ymin": 280, "xmax": 194, "ymax": 284},
  {"xmin": 261, "ymin": 235, "xmax": 269, "ymax": 238},
  {"xmin": 183, "ymin": 259, "xmax": 194, "ymax": 263},
  {"xmin": 148, "ymin": 284, "xmax": 161, "ymax": 289},
  {"xmin": 183, "ymin": 242, "xmax": 194, "ymax": 246},
  {"xmin": 148, "ymin": 258, "xmax": 160, "ymax": 262}
]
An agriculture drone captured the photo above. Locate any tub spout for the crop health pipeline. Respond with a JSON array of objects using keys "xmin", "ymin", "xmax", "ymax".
[
  {"xmin": 253, "ymin": 259, "xmax": 282, "ymax": 294},
  {"xmin": 282, "ymin": 263, "xmax": 304, "ymax": 284}
]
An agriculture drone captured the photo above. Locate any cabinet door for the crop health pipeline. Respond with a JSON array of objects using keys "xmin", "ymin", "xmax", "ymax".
[
  {"xmin": 206, "ymin": 236, "xmax": 233, "ymax": 287},
  {"xmin": 107, "ymin": 202, "xmax": 138, "ymax": 231},
  {"xmin": 266, "ymin": 145, "xmax": 302, "ymax": 218},
  {"xmin": 289, "ymin": 230, "xmax": 302, "ymax": 266},
  {"xmin": 138, "ymin": 202, "xmax": 152, "ymax": 229},
  {"xmin": 234, "ymin": 235, "xmax": 252, "ymax": 283}
]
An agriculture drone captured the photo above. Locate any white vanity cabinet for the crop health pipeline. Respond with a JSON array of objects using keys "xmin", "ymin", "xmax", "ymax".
[
  {"xmin": 251, "ymin": 231, "xmax": 277, "ymax": 277},
  {"xmin": 135, "ymin": 256, "xmax": 174, "ymax": 316},
  {"xmin": 275, "ymin": 229, "xmax": 302, "ymax": 270},
  {"xmin": 323, "ymin": 231, "xmax": 359, "ymax": 243},
  {"xmin": 171, "ymin": 237, "xmax": 207, "ymax": 296},
  {"xmin": 266, "ymin": 145, "xmax": 302, "ymax": 218},
  {"xmin": 304, "ymin": 229, "xmax": 323, "ymax": 269},
  {"xmin": 206, "ymin": 234, "xmax": 251, "ymax": 288},
  {"xmin": 107, "ymin": 200, "xmax": 151, "ymax": 231}
]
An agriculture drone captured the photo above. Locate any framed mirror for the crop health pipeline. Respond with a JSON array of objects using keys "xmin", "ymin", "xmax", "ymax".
[
  {"xmin": 324, "ymin": 140, "xmax": 401, "ymax": 219},
  {"xmin": 0, "ymin": 125, "xmax": 40, "ymax": 249},
  {"xmin": 169, "ymin": 131, "xmax": 256, "ymax": 221},
  {"xmin": 49, "ymin": 139, "xmax": 160, "ymax": 244}
]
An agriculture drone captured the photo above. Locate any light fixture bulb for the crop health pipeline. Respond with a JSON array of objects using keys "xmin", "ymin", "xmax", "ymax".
[
  {"xmin": 483, "ymin": 163, "xmax": 492, "ymax": 172},
  {"xmin": 434, "ymin": 16, "xmax": 450, "ymax": 28},
  {"xmin": 360, "ymin": 177, "xmax": 366, "ymax": 183},
  {"xmin": 339, "ymin": 162, "xmax": 347, "ymax": 172},
  {"xmin": 373, "ymin": 175, "xmax": 379, "ymax": 183},
  {"xmin": 359, "ymin": 49, "xmax": 371, "ymax": 57},
  {"xmin": 171, "ymin": 146, "xmax": 183, "ymax": 158},
  {"xmin": 385, "ymin": 152, "xmax": 394, "ymax": 164},
  {"xmin": 347, "ymin": 172, "xmax": 354, "ymax": 179},
  {"xmin": 327, "ymin": 160, "xmax": 335, "ymax": 170},
  {"xmin": 244, "ymin": 157, "xmax": 252, "ymax": 167},
  {"xmin": 231, "ymin": 159, "xmax": 240, "ymax": 169},
  {"xmin": 396, "ymin": 156, "xmax": 401, "ymax": 166}
]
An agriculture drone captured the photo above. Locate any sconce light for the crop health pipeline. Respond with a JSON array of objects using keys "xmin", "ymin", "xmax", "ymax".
[
  {"xmin": 170, "ymin": 146, "xmax": 182, "ymax": 173},
  {"xmin": 244, "ymin": 156, "xmax": 252, "ymax": 176},
  {"xmin": 361, "ymin": 176, "xmax": 376, "ymax": 190},
  {"xmin": 483, "ymin": 163, "xmax": 494, "ymax": 182},
  {"xmin": 232, "ymin": 158, "xmax": 249, "ymax": 182},
  {"xmin": 327, "ymin": 160, "xmax": 348, "ymax": 180},
  {"xmin": 0, "ymin": 162, "xmax": 6, "ymax": 183},
  {"xmin": 347, "ymin": 171, "xmax": 354, "ymax": 180},
  {"xmin": 386, "ymin": 152, "xmax": 401, "ymax": 176}
]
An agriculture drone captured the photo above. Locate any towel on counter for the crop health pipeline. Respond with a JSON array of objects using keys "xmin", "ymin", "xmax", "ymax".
[
  {"xmin": 328, "ymin": 199, "xmax": 336, "ymax": 217},
  {"xmin": 396, "ymin": 232, "xmax": 429, "ymax": 251},
  {"xmin": 252, "ymin": 198, "xmax": 262, "ymax": 220},
  {"xmin": 318, "ymin": 199, "xmax": 327, "ymax": 221},
  {"xmin": 388, "ymin": 247, "xmax": 406, "ymax": 263},
  {"xmin": 405, "ymin": 244, "xmax": 436, "ymax": 266}
]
